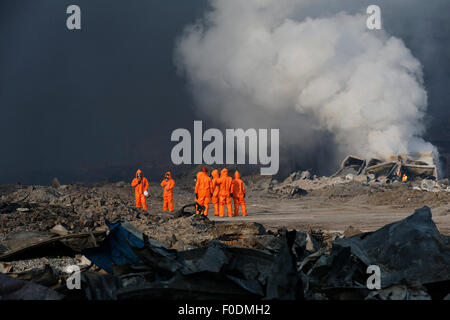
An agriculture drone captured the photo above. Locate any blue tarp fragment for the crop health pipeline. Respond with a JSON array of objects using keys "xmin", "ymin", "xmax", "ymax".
[{"xmin": 83, "ymin": 220, "xmax": 145, "ymax": 274}]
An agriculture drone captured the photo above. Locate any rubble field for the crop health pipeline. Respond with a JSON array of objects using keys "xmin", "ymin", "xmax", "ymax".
[{"xmin": 0, "ymin": 165, "xmax": 449, "ymax": 300}]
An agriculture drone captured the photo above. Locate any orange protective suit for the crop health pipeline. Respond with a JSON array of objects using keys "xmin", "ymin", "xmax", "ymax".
[
  {"xmin": 195, "ymin": 169, "xmax": 212, "ymax": 216},
  {"xmin": 232, "ymin": 170, "xmax": 247, "ymax": 217},
  {"xmin": 211, "ymin": 169, "xmax": 220, "ymax": 216},
  {"xmin": 218, "ymin": 168, "xmax": 233, "ymax": 217},
  {"xmin": 160, "ymin": 171, "xmax": 175, "ymax": 212},
  {"xmin": 131, "ymin": 169, "xmax": 149, "ymax": 211}
]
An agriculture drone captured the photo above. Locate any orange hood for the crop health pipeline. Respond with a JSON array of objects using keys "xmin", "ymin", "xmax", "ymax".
[
  {"xmin": 196, "ymin": 171, "xmax": 205, "ymax": 179},
  {"xmin": 234, "ymin": 170, "xmax": 241, "ymax": 179},
  {"xmin": 211, "ymin": 169, "xmax": 219, "ymax": 179},
  {"xmin": 136, "ymin": 169, "xmax": 143, "ymax": 178},
  {"xmin": 220, "ymin": 168, "xmax": 228, "ymax": 177},
  {"xmin": 165, "ymin": 171, "xmax": 172, "ymax": 179}
]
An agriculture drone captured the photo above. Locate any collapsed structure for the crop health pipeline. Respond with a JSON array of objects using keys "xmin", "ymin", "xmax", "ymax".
[
  {"xmin": 271, "ymin": 152, "xmax": 449, "ymax": 198},
  {"xmin": 334, "ymin": 151, "xmax": 438, "ymax": 182}
]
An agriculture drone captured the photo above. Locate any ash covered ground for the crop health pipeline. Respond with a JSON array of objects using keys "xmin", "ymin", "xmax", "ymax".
[
  {"xmin": 0, "ymin": 168, "xmax": 449, "ymax": 300},
  {"xmin": 2, "ymin": 170, "xmax": 449, "ymax": 243}
]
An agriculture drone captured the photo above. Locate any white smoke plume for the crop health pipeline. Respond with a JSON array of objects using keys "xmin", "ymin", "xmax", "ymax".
[{"xmin": 175, "ymin": 0, "xmax": 438, "ymax": 169}]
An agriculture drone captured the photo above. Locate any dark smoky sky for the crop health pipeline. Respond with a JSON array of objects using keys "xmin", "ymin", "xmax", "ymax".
[
  {"xmin": 0, "ymin": 0, "xmax": 449, "ymax": 184},
  {"xmin": 0, "ymin": 0, "xmax": 208, "ymax": 184}
]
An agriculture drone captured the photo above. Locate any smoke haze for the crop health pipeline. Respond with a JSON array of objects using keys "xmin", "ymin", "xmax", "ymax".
[
  {"xmin": 1, "ymin": 1, "xmax": 449, "ymax": 183},
  {"xmin": 175, "ymin": 0, "xmax": 439, "ymax": 173}
]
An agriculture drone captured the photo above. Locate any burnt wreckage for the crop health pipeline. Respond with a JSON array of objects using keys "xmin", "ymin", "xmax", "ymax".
[
  {"xmin": 1, "ymin": 205, "xmax": 449, "ymax": 300},
  {"xmin": 333, "ymin": 151, "xmax": 438, "ymax": 182}
]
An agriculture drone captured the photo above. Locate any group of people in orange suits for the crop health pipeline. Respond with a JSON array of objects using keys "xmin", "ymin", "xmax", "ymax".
[
  {"xmin": 131, "ymin": 167, "xmax": 247, "ymax": 217},
  {"xmin": 195, "ymin": 167, "xmax": 247, "ymax": 217}
]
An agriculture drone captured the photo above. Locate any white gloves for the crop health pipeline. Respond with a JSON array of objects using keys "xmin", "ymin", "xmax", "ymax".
[{"xmin": 144, "ymin": 191, "xmax": 149, "ymax": 197}]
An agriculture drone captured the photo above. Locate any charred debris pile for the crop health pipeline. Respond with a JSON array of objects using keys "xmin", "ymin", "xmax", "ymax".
[
  {"xmin": 1, "ymin": 205, "xmax": 449, "ymax": 300},
  {"xmin": 271, "ymin": 152, "xmax": 449, "ymax": 196}
]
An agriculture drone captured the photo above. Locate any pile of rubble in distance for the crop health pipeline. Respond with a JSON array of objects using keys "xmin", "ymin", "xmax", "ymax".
[{"xmin": 269, "ymin": 169, "xmax": 450, "ymax": 197}]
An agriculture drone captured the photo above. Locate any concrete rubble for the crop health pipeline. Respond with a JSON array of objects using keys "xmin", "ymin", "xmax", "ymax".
[
  {"xmin": 271, "ymin": 153, "xmax": 449, "ymax": 196},
  {"xmin": 1, "ymin": 204, "xmax": 449, "ymax": 300}
]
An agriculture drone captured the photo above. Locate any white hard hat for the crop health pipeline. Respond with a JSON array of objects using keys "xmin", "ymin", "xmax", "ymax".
[{"xmin": 144, "ymin": 191, "xmax": 149, "ymax": 197}]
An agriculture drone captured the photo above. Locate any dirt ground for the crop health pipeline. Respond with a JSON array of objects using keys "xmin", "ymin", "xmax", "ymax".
[
  {"xmin": 222, "ymin": 177, "xmax": 450, "ymax": 234},
  {"xmin": 213, "ymin": 194, "xmax": 450, "ymax": 234}
]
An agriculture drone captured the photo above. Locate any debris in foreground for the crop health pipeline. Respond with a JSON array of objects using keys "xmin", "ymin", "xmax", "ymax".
[
  {"xmin": 1, "ymin": 206, "xmax": 449, "ymax": 300},
  {"xmin": 0, "ymin": 272, "xmax": 63, "ymax": 300},
  {"xmin": 299, "ymin": 206, "xmax": 450, "ymax": 300}
]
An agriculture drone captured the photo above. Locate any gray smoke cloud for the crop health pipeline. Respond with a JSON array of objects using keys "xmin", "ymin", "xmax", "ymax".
[{"xmin": 175, "ymin": 0, "xmax": 438, "ymax": 172}]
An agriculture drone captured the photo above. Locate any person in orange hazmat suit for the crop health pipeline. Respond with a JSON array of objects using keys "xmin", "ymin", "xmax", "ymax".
[
  {"xmin": 232, "ymin": 170, "xmax": 247, "ymax": 217},
  {"xmin": 217, "ymin": 168, "xmax": 233, "ymax": 217},
  {"xmin": 160, "ymin": 171, "xmax": 175, "ymax": 212},
  {"xmin": 210, "ymin": 169, "xmax": 220, "ymax": 216},
  {"xmin": 131, "ymin": 169, "xmax": 149, "ymax": 212},
  {"xmin": 195, "ymin": 167, "xmax": 212, "ymax": 216}
]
